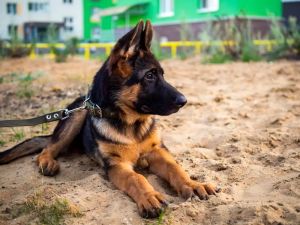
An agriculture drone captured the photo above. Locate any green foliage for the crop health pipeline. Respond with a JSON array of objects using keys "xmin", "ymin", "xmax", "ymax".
[
  {"xmin": 0, "ymin": 27, "xmax": 36, "ymax": 59},
  {"xmin": 199, "ymin": 10, "xmax": 263, "ymax": 63},
  {"xmin": 12, "ymin": 128, "xmax": 25, "ymax": 141},
  {"xmin": 0, "ymin": 70, "xmax": 44, "ymax": 98},
  {"xmin": 241, "ymin": 44, "xmax": 261, "ymax": 62},
  {"xmin": 66, "ymin": 37, "xmax": 79, "ymax": 56},
  {"xmin": 15, "ymin": 71, "xmax": 45, "ymax": 98},
  {"xmin": 42, "ymin": 123, "xmax": 49, "ymax": 134},
  {"xmin": 151, "ymin": 33, "xmax": 171, "ymax": 61},
  {"xmin": 47, "ymin": 24, "xmax": 80, "ymax": 63},
  {"xmin": 13, "ymin": 197, "xmax": 71, "ymax": 225},
  {"xmin": 204, "ymin": 51, "xmax": 233, "ymax": 64},
  {"xmin": 145, "ymin": 206, "xmax": 172, "ymax": 225},
  {"xmin": 11, "ymin": 177, "xmax": 83, "ymax": 225},
  {"xmin": 0, "ymin": 131, "xmax": 6, "ymax": 147},
  {"xmin": 179, "ymin": 12, "xmax": 195, "ymax": 60},
  {"xmin": 0, "ymin": 70, "xmax": 45, "ymax": 84},
  {"xmin": 268, "ymin": 16, "xmax": 300, "ymax": 60}
]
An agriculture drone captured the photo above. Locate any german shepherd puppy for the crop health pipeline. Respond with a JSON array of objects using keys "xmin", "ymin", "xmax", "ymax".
[{"xmin": 0, "ymin": 20, "xmax": 217, "ymax": 218}]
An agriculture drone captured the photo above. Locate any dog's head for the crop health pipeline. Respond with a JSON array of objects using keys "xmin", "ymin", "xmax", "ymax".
[{"xmin": 108, "ymin": 19, "xmax": 187, "ymax": 117}]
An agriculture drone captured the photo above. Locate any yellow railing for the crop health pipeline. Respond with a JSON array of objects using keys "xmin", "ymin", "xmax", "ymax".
[{"xmin": 24, "ymin": 40, "xmax": 293, "ymax": 59}]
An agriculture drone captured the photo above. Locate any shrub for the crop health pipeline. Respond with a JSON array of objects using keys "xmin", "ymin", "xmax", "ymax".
[
  {"xmin": 268, "ymin": 16, "xmax": 300, "ymax": 60},
  {"xmin": 47, "ymin": 24, "xmax": 79, "ymax": 63},
  {"xmin": 0, "ymin": 28, "xmax": 36, "ymax": 59},
  {"xmin": 151, "ymin": 33, "xmax": 171, "ymax": 61},
  {"xmin": 179, "ymin": 12, "xmax": 195, "ymax": 60},
  {"xmin": 199, "ymin": 10, "xmax": 262, "ymax": 63}
]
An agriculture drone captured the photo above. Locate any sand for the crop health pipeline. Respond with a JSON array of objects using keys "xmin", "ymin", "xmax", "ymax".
[{"xmin": 0, "ymin": 57, "xmax": 299, "ymax": 225}]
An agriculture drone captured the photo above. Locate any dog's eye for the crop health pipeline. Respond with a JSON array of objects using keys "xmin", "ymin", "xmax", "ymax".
[{"xmin": 146, "ymin": 73, "xmax": 154, "ymax": 80}]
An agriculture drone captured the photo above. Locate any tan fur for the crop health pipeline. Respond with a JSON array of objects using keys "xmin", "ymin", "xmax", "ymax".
[
  {"xmin": 92, "ymin": 117, "xmax": 134, "ymax": 145},
  {"xmin": 117, "ymin": 84, "xmax": 150, "ymax": 124},
  {"xmin": 97, "ymin": 125, "xmax": 166, "ymax": 215},
  {"xmin": 117, "ymin": 59, "xmax": 133, "ymax": 78}
]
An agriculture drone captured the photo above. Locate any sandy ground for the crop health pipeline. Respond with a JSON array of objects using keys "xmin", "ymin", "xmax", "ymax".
[{"xmin": 0, "ymin": 57, "xmax": 300, "ymax": 225}]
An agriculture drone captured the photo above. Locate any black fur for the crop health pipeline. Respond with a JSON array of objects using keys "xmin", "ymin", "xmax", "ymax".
[{"xmin": 0, "ymin": 135, "xmax": 51, "ymax": 165}]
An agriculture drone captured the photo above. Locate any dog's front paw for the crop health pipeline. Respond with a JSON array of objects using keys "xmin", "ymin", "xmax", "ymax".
[
  {"xmin": 137, "ymin": 191, "xmax": 169, "ymax": 218},
  {"xmin": 180, "ymin": 182, "xmax": 219, "ymax": 200},
  {"xmin": 38, "ymin": 154, "xmax": 60, "ymax": 176}
]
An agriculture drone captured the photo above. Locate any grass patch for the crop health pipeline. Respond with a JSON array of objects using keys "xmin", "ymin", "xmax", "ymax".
[
  {"xmin": 12, "ymin": 176, "xmax": 83, "ymax": 225},
  {"xmin": 41, "ymin": 123, "xmax": 49, "ymax": 134},
  {"xmin": 0, "ymin": 71, "xmax": 47, "ymax": 99},
  {"xmin": 0, "ymin": 139, "xmax": 5, "ymax": 147},
  {"xmin": 0, "ymin": 131, "xmax": 6, "ymax": 147},
  {"xmin": 144, "ymin": 206, "xmax": 172, "ymax": 225},
  {"xmin": 204, "ymin": 52, "xmax": 233, "ymax": 64},
  {"xmin": 12, "ymin": 128, "xmax": 25, "ymax": 140}
]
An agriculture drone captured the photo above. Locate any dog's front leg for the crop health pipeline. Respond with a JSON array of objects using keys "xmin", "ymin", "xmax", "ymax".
[
  {"xmin": 146, "ymin": 146, "xmax": 218, "ymax": 200},
  {"xmin": 108, "ymin": 162, "xmax": 168, "ymax": 218}
]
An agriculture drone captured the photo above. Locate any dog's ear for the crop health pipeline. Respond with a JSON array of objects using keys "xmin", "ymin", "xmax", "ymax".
[
  {"xmin": 109, "ymin": 20, "xmax": 144, "ymax": 78},
  {"xmin": 143, "ymin": 19, "xmax": 153, "ymax": 51}
]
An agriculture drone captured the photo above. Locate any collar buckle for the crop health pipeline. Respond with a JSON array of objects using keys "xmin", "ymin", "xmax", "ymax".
[{"xmin": 84, "ymin": 84, "xmax": 103, "ymax": 118}]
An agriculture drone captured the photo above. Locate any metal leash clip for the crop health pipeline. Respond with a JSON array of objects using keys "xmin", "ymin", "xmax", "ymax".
[
  {"xmin": 59, "ymin": 84, "xmax": 93, "ymax": 120},
  {"xmin": 83, "ymin": 84, "xmax": 103, "ymax": 117}
]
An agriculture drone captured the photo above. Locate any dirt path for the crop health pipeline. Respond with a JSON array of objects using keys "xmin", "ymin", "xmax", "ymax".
[{"xmin": 0, "ymin": 57, "xmax": 299, "ymax": 224}]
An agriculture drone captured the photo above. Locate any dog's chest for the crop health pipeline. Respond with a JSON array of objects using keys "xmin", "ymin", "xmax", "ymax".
[{"xmin": 92, "ymin": 117, "xmax": 161, "ymax": 165}]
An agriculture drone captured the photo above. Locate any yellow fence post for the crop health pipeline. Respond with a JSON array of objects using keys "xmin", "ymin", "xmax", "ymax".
[
  {"xmin": 221, "ymin": 42, "xmax": 225, "ymax": 54},
  {"xmin": 50, "ymin": 50, "xmax": 55, "ymax": 59},
  {"xmin": 106, "ymin": 46, "xmax": 111, "ymax": 56},
  {"xmin": 30, "ymin": 49, "xmax": 35, "ymax": 59},
  {"xmin": 267, "ymin": 41, "xmax": 271, "ymax": 52},
  {"xmin": 196, "ymin": 43, "xmax": 201, "ymax": 55},
  {"xmin": 85, "ymin": 47, "xmax": 90, "ymax": 60},
  {"xmin": 171, "ymin": 44, "xmax": 177, "ymax": 58}
]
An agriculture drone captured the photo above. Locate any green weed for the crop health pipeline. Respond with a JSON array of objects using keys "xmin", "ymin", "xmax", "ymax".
[
  {"xmin": 12, "ymin": 176, "xmax": 83, "ymax": 225},
  {"xmin": 145, "ymin": 206, "xmax": 172, "ymax": 225},
  {"xmin": 41, "ymin": 123, "xmax": 49, "ymax": 134},
  {"xmin": 9, "ymin": 136, "xmax": 16, "ymax": 142},
  {"xmin": 179, "ymin": 12, "xmax": 195, "ymax": 60},
  {"xmin": 12, "ymin": 128, "xmax": 25, "ymax": 140},
  {"xmin": 204, "ymin": 51, "xmax": 233, "ymax": 64},
  {"xmin": 0, "ymin": 131, "xmax": 6, "ymax": 146},
  {"xmin": 199, "ymin": 10, "xmax": 263, "ymax": 63},
  {"xmin": 0, "ymin": 139, "xmax": 5, "ymax": 147},
  {"xmin": 268, "ymin": 16, "xmax": 300, "ymax": 60},
  {"xmin": 151, "ymin": 34, "xmax": 171, "ymax": 61},
  {"xmin": 47, "ymin": 23, "xmax": 80, "ymax": 63}
]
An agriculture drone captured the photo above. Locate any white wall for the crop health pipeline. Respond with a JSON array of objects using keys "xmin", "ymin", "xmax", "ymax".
[{"xmin": 0, "ymin": 0, "xmax": 83, "ymax": 40}]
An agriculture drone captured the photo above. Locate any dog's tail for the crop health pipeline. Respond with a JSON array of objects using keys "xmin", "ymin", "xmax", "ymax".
[{"xmin": 0, "ymin": 135, "xmax": 52, "ymax": 165}]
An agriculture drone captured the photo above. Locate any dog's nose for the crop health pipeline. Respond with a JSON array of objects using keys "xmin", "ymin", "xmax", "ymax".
[{"xmin": 174, "ymin": 95, "xmax": 187, "ymax": 108}]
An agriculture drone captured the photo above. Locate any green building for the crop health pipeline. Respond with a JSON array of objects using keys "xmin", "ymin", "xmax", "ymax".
[{"xmin": 83, "ymin": 0, "xmax": 282, "ymax": 42}]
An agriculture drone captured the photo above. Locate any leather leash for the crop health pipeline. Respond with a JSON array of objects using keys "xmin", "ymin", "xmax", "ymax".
[{"xmin": 0, "ymin": 85, "xmax": 117, "ymax": 128}]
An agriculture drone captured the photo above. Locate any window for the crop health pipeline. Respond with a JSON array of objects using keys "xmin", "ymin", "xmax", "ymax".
[
  {"xmin": 8, "ymin": 25, "xmax": 18, "ymax": 36},
  {"xmin": 64, "ymin": 17, "xmax": 74, "ymax": 32},
  {"xmin": 198, "ymin": 0, "xmax": 219, "ymax": 13},
  {"xmin": 92, "ymin": 7, "xmax": 100, "ymax": 15},
  {"xmin": 7, "ymin": 3, "xmax": 17, "ymax": 14},
  {"xmin": 92, "ymin": 27, "xmax": 100, "ymax": 39},
  {"xmin": 159, "ymin": 0, "xmax": 174, "ymax": 17},
  {"xmin": 201, "ymin": 0, "xmax": 208, "ymax": 9},
  {"xmin": 28, "ymin": 2, "xmax": 49, "ymax": 12},
  {"xmin": 63, "ymin": 0, "xmax": 73, "ymax": 4}
]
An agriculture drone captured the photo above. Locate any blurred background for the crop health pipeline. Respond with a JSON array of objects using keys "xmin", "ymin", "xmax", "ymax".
[
  {"xmin": 0, "ymin": 0, "xmax": 300, "ymax": 62},
  {"xmin": 1, "ymin": 2, "xmax": 300, "ymax": 225}
]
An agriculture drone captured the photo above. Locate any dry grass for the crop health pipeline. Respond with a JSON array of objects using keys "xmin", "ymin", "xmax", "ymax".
[{"xmin": 11, "ymin": 166, "xmax": 83, "ymax": 225}]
